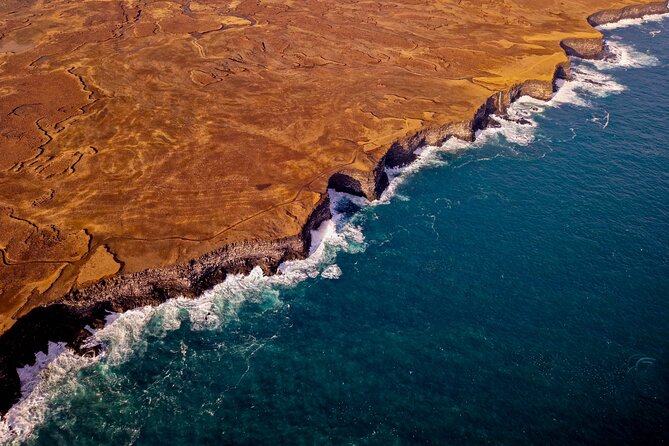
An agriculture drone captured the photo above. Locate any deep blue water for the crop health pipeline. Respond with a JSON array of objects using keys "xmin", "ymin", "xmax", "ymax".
[{"xmin": 12, "ymin": 21, "xmax": 669, "ymax": 445}]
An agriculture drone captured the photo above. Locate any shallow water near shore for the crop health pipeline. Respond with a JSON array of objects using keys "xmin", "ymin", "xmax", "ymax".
[{"xmin": 3, "ymin": 21, "xmax": 669, "ymax": 445}]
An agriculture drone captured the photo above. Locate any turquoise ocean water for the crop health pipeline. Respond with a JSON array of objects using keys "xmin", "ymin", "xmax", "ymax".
[{"xmin": 2, "ymin": 18, "xmax": 669, "ymax": 445}]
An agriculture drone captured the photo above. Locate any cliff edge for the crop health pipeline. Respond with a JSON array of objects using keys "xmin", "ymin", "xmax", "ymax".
[{"xmin": 1, "ymin": 0, "xmax": 667, "ymax": 413}]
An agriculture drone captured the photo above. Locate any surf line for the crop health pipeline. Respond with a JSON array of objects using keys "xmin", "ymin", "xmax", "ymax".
[{"xmin": 1, "ymin": 12, "xmax": 668, "ymax": 444}]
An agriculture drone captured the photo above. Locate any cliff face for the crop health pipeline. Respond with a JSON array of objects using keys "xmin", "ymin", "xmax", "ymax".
[
  {"xmin": 560, "ymin": 38, "xmax": 606, "ymax": 59},
  {"xmin": 588, "ymin": 1, "xmax": 669, "ymax": 25},
  {"xmin": 1, "ymin": 0, "xmax": 668, "ymax": 413}
]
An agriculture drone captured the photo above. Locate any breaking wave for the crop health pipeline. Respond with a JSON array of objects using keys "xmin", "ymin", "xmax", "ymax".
[
  {"xmin": 380, "ymin": 41, "xmax": 645, "ymax": 203},
  {"xmin": 0, "ymin": 30, "xmax": 662, "ymax": 445},
  {"xmin": 596, "ymin": 12, "xmax": 669, "ymax": 31}
]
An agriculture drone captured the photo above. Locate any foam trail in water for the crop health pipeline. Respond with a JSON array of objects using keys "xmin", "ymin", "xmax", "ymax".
[
  {"xmin": 379, "ymin": 49, "xmax": 630, "ymax": 202},
  {"xmin": 596, "ymin": 12, "xmax": 669, "ymax": 31},
  {"xmin": 380, "ymin": 37, "xmax": 657, "ymax": 201},
  {"xmin": 597, "ymin": 39, "xmax": 660, "ymax": 69},
  {"xmin": 321, "ymin": 264, "xmax": 343, "ymax": 280},
  {"xmin": 0, "ymin": 27, "xmax": 662, "ymax": 445},
  {"xmin": 0, "ymin": 344, "xmax": 98, "ymax": 443},
  {"xmin": 0, "ymin": 194, "xmax": 368, "ymax": 444}
]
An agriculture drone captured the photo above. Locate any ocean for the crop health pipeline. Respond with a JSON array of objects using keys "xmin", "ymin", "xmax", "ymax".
[{"xmin": 2, "ymin": 17, "xmax": 669, "ymax": 445}]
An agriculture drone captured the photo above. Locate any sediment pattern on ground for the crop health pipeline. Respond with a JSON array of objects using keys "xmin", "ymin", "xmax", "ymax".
[{"xmin": 1, "ymin": 0, "xmax": 667, "ymax": 413}]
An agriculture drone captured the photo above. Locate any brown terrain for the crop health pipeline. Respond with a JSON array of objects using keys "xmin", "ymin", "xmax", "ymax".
[{"xmin": 0, "ymin": 0, "xmax": 668, "ymax": 406}]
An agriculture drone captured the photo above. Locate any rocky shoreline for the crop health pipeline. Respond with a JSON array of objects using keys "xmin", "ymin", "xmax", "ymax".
[{"xmin": 1, "ymin": 1, "xmax": 667, "ymax": 416}]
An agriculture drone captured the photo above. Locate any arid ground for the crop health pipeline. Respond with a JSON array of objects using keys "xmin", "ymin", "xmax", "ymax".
[{"xmin": 0, "ymin": 0, "xmax": 662, "ymax": 333}]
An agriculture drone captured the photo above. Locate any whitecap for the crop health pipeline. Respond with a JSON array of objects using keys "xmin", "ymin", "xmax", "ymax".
[
  {"xmin": 321, "ymin": 264, "xmax": 342, "ymax": 280},
  {"xmin": 0, "ymin": 194, "xmax": 370, "ymax": 444},
  {"xmin": 596, "ymin": 12, "xmax": 669, "ymax": 31},
  {"xmin": 0, "ymin": 345, "xmax": 98, "ymax": 444},
  {"xmin": 596, "ymin": 39, "xmax": 660, "ymax": 69},
  {"xmin": 1, "ymin": 21, "xmax": 662, "ymax": 445}
]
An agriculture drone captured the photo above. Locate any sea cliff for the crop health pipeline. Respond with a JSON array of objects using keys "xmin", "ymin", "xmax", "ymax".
[{"xmin": 1, "ymin": 0, "xmax": 667, "ymax": 414}]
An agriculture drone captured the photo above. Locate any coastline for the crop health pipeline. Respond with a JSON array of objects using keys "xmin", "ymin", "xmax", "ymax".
[{"xmin": 1, "ymin": 1, "xmax": 668, "ymax": 416}]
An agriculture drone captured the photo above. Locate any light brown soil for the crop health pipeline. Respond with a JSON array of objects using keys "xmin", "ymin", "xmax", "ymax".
[{"xmin": 0, "ymin": 0, "xmax": 664, "ymax": 334}]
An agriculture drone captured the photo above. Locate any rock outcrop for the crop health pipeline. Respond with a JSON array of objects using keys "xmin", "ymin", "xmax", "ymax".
[
  {"xmin": 1, "ymin": 0, "xmax": 667, "ymax": 414},
  {"xmin": 588, "ymin": 1, "xmax": 669, "ymax": 26}
]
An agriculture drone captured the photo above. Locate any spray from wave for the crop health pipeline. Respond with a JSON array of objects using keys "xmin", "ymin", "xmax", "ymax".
[
  {"xmin": 596, "ymin": 12, "xmax": 669, "ymax": 31},
  {"xmin": 380, "ymin": 38, "xmax": 654, "ymax": 203},
  {"xmin": 0, "ymin": 28, "xmax": 664, "ymax": 445}
]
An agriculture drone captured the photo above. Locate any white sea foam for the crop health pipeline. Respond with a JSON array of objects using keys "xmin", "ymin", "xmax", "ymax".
[
  {"xmin": 0, "ymin": 193, "xmax": 363, "ymax": 443},
  {"xmin": 0, "ymin": 344, "xmax": 98, "ymax": 443},
  {"xmin": 379, "ymin": 56, "xmax": 628, "ymax": 202},
  {"xmin": 321, "ymin": 264, "xmax": 343, "ymax": 280},
  {"xmin": 0, "ymin": 23, "xmax": 662, "ymax": 445},
  {"xmin": 597, "ymin": 39, "xmax": 660, "ymax": 68},
  {"xmin": 0, "ymin": 190, "xmax": 372, "ymax": 444},
  {"xmin": 596, "ymin": 12, "xmax": 669, "ymax": 31}
]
